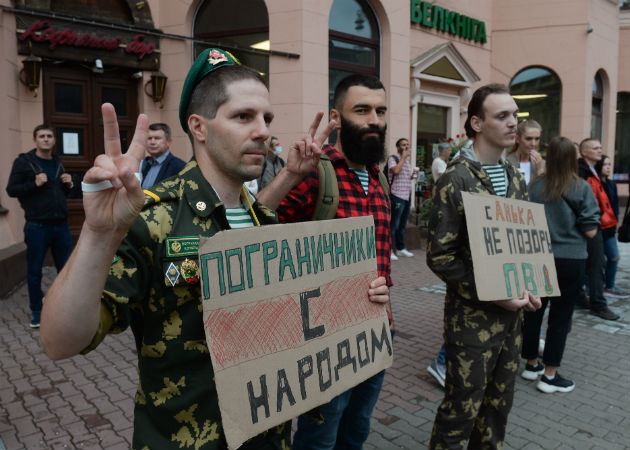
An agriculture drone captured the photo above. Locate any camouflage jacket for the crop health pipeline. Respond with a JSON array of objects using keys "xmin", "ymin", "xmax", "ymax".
[
  {"xmin": 84, "ymin": 161, "xmax": 290, "ymax": 450},
  {"xmin": 426, "ymin": 146, "xmax": 528, "ymax": 307}
]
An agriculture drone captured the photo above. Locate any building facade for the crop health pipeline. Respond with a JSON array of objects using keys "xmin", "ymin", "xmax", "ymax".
[{"xmin": 0, "ymin": 0, "xmax": 628, "ymax": 292}]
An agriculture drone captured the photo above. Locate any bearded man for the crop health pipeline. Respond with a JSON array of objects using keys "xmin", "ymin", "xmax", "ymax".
[{"xmin": 257, "ymin": 74, "xmax": 393, "ymax": 450}]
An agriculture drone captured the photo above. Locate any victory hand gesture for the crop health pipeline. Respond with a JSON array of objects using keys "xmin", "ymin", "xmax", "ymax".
[
  {"xmin": 285, "ymin": 112, "xmax": 336, "ymax": 178},
  {"xmin": 82, "ymin": 103, "xmax": 148, "ymax": 236}
]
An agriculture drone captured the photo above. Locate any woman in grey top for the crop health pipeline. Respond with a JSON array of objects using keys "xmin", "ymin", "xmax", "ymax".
[{"xmin": 520, "ymin": 137, "xmax": 600, "ymax": 393}]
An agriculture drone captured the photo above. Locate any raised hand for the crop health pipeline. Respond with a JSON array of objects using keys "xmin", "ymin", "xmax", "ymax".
[
  {"xmin": 81, "ymin": 103, "xmax": 148, "ymax": 235},
  {"xmin": 60, "ymin": 173, "xmax": 72, "ymax": 186},
  {"xmin": 35, "ymin": 172, "xmax": 48, "ymax": 187},
  {"xmin": 285, "ymin": 112, "xmax": 336, "ymax": 178}
]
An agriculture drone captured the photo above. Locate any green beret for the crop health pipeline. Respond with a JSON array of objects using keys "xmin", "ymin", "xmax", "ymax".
[{"xmin": 179, "ymin": 48, "xmax": 241, "ymax": 132}]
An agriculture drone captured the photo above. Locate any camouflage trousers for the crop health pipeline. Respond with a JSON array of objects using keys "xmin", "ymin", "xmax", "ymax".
[{"xmin": 429, "ymin": 299, "xmax": 522, "ymax": 450}]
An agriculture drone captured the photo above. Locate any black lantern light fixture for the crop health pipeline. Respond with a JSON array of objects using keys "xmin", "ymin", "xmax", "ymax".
[
  {"xmin": 144, "ymin": 70, "xmax": 167, "ymax": 107},
  {"xmin": 19, "ymin": 54, "xmax": 42, "ymax": 97}
]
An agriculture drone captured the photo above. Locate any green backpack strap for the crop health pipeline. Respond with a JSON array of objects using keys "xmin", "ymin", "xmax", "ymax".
[
  {"xmin": 312, "ymin": 154, "xmax": 339, "ymax": 221},
  {"xmin": 377, "ymin": 169, "xmax": 391, "ymax": 210}
]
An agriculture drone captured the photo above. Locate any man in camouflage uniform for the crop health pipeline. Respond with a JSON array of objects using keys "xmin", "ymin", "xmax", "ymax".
[
  {"xmin": 41, "ymin": 48, "xmax": 390, "ymax": 450},
  {"xmin": 426, "ymin": 84, "xmax": 541, "ymax": 450}
]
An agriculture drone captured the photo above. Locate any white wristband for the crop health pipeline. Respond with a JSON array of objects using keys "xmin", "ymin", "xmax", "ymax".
[{"xmin": 81, "ymin": 173, "xmax": 142, "ymax": 193}]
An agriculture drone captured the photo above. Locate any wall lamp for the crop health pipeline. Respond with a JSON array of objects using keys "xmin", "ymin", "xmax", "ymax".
[
  {"xmin": 144, "ymin": 70, "xmax": 167, "ymax": 107},
  {"xmin": 19, "ymin": 54, "xmax": 42, "ymax": 97},
  {"xmin": 92, "ymin": 58, "xmax": 104, "ymax": 74}
]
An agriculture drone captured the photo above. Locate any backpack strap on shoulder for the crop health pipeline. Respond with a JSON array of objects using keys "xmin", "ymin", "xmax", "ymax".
[
  {"xmin": 312, "ymin": 154, "xmax": 339, "ymax": 221},
  {"xmin": 377, "ymin": 170, "xmax": 391, "ymax": 210}
]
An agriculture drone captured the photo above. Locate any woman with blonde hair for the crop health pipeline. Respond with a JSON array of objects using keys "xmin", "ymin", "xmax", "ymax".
[
  {"xmin": 506, "ymin": 119, "xmax": 544, "ymax": 185},
  {"xmin": 521, "ymin": 136, "xmax": 600, "ymax": 393}
]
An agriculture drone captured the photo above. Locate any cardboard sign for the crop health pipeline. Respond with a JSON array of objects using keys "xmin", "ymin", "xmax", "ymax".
[
  {"xmin": 199, "ymin": 216, "xmax": 392, "ymax": 449},
  {"xmin": 461, "ymin": 192, "xmax": 560, "ymax": 301}
]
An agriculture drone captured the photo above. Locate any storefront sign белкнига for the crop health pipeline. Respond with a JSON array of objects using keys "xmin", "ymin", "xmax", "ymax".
[{"xmin": 410, "ymin": 0, "xmax": 487, "ymax": 44}]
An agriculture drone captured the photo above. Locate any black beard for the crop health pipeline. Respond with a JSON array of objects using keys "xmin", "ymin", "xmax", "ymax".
[{"xmin": 339, "ymin": 115, "xmax": 387, "ymax": 166}]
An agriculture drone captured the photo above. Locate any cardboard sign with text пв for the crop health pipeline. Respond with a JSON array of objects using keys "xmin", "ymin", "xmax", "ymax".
[
  {"xmin": 461, "ymin": 192, "xmax": 560, "ymax": 301},
  {"xmin": 199, "ymin": 216, "xmax": 392, "ymax": 449}
]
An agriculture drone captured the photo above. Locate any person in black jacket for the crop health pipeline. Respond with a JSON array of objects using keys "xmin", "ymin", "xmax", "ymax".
[
  {"xmin": 576, "ymin": 138, "xmax": 619, "ymax": 320},
  {"xmin": 6, "ymin": 124, "xmax": 73, "ymax": 328},
  {"xmin": 140, "ymin": 123, "xmax": 186, "ymax": 189}
]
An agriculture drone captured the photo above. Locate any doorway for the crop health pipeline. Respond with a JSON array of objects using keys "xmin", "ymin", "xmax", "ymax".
[{"xmin": 43, "ymin": 64, "xmax": 139, "ymax": 235}]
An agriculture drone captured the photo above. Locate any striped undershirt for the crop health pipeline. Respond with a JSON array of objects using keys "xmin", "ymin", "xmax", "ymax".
[
  {"xmin": 225, "ymin": 206, "xmax": 254, "ymax": 229},
  {"xmin": 481, "ymin": 164, "xmax": 507, "ymax": 197},
  {"xmin": 350, "ymin": 169, "xmax": 370, "ymax": 195}
]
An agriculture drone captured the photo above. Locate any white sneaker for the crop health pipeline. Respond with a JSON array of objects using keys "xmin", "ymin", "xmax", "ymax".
[
  {"xmin": 396, "ymin": 249, "xmax": 414, "ymax": 257},
  {"xmin": 390, "ymin": 252, "xmax": 399, "ymax": 261}
]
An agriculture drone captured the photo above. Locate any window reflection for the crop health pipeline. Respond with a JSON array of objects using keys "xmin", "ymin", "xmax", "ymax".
[
  {"xmin": 193, "ymin": 0, "xmax": 269, "ymax": 81},
  {"xmin": 510, "ymin": 67, "xmax": 561, "ymax": 147}
]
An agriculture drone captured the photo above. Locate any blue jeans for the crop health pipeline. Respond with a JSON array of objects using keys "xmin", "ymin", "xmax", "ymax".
[
  {"xmin": 390, "ymin": 195, "xmax": 410, "ymax": 251},
  {"xmin": 24, "ymin": 221, "xmax": 72, "ymax": 319},
  {"xmin": 293, "ymin": 330, "xmax": 394, "ymax": 450},
  {"xmin": 436, "ymin": 343, "xmax": 446, "ymax": 365},
  {"xmin": 602, "ymin": 229, "xmax": 620, "ymax": 289},
  {"xmin": 293, "ymin": 370, "xmax": 386, "ymax": 450}
]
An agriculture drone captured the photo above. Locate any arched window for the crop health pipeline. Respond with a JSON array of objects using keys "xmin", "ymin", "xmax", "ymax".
[
  {"xmin": 193, "ymin": 0, "xmax": 269, "ymax": 81},
  {"xmin": 615, "ymin": 92, "xmax": 630, "ymax": 179},
  {"xmin": 591, "ymin": 71, "xmax": 604, "ymax": 140},
  {"xmin": 328, "ymin": 0, "xmax": 380, "ymax": 111},
  {"xmin": 510, "ymin": 67, "xmax": 561, "ymax": 147}
]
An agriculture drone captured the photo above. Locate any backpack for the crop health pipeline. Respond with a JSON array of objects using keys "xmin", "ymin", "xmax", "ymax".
[
  {"xmin": 383, "ymin": 154, "xmax": 400, "ymax": 185},
  {"xmin": 312, "ymin": 153, "xmax": 390, "ymax": 220}
]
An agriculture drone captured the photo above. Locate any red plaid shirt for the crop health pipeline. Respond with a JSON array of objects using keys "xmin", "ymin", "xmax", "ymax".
[{"xmin": 277, "ymin": 145, "xmax": 393, "ymax": 287}]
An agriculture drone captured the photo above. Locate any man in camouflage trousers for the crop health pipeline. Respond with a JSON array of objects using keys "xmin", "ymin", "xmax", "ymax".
[
  {"xmin": 426, "ymin": 84, "xmax": 541, "ymax": 450},
  {"xmin": 40, "ymin": 48, "xmax": 390, "ymax": 450}
]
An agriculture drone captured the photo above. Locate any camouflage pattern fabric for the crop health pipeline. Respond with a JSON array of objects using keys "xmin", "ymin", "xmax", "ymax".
[
  {"xmin": 83, "ymin": 160, "xmax": 290, "ymax": 450},
  {"xmin": 426, "ymin": 147, "xmax": 528, "ymax": 450}
]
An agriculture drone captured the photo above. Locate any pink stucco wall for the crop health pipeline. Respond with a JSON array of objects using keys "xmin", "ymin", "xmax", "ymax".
[{"xmin": 0, "ymin": 0, "xmax": 627, "ymax": 252}]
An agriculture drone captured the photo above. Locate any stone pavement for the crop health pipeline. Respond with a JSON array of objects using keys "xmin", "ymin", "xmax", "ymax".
[{"xmin": 1, "ymin": 243, "xmax": 629, "ymax": 450}]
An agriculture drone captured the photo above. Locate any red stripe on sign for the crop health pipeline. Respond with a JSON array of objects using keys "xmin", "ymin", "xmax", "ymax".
[{"xmin": 204, "ymin": 272, "xmax": 382, "ymax": 371}]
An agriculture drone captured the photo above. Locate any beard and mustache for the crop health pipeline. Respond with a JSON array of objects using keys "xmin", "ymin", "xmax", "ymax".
[{"xmin": 338, "ymin": 114, "xmax": 387, "ymax": 166}]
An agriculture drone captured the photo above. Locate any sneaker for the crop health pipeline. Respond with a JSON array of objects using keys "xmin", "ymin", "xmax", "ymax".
[
  {"xmin": 396, "ymin": 249, "xmax": 414, "ymax": 257},
  {"xmin": 29, "ymin": 319, "xmax": 40, "ymax": 329},
  {"xmin": 538, "ymin": 338, "xmax": 545, "ymax": 356},
  {"xmin": 604, "ymin": 288, "xmax": 628, "ymax": 298},
  {"xmin": 427, "ymin": 360, "xmax": 446, "ymax": 388},
  {"xmin": 521, "ymin": 361, "xmax": 545, "ymax": 380},
  {"xmin": 390, "ymin": 252, "xmax": 399, "ymax": 261},
  {"xmin": 590, "ymin": 307, "xmax": 619, "ymax": 321},
  {"xmin": 537, "ymin": 373, "xmax": 575, "ymax": 393}
]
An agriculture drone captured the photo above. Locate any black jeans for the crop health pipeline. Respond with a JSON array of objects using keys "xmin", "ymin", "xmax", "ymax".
[
  {"xmin": 580, "ymin": 230, "xmax": 608, "ymax": 312},
  {"xmin": 522, "ymin": 258, "xmax": 586, "ymax": 367}
]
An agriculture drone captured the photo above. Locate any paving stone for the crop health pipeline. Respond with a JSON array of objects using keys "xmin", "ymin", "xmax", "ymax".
[{"xmin": 2, "ymin": 245, "xmax": 630, "ymax": 450}]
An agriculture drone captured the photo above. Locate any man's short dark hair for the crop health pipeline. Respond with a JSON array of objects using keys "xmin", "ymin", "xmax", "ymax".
[
  {"xmin": 149, "ymin": 123, "xmax": 172, "ymax": 140},
  {"xmin": 33, "ymin": 124, "xmax": 54, "ymax": 139},
  {"xmin": 395, "ymin": 138, "xmax": 408, "ymax": 148},
  {"xmin": 185, "ymin": 65, "xmax": 267, "ymax": 140},
  {"xmin": 333, "ymin": 74, "xmax": 385, "ymax": 111},
  {"xmin": 464, "ymin": 84, "xmax": 510, "ymax": 138}
]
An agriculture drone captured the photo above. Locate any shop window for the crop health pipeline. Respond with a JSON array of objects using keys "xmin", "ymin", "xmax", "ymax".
[
  {"xmin": 615, "ymin": 92, "xmax": 630, "ymax": 181},
  {"xmin": 591, "ymin": 71, "xmax": 604, "ymax": 141},
  {"xmin": 193, "ymin": 0, "xmax": 269, "ymax": 81},
  {"xmin": 328, "ymin": 0, "xmax": 380, "ymax": 108},
  {"xmin": 510, "ymin": 67, "xmax": 561, "ymax": 147}
]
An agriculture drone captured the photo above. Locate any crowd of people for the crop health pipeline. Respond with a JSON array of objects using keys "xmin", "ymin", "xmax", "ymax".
[{"xmin": 5, "ymin": 47, "xmax": 627, "ymax": 450}]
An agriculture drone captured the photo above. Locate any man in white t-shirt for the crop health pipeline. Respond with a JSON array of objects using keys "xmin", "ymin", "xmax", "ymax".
[{"xmin": 431, "ymin": 142, "xmax": 451, "ymax": 182}]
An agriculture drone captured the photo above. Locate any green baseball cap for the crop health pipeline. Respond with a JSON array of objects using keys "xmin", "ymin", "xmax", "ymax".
[{"xmin": 179, "ymin": 48, "xmax": 241, "ymax": 132}]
